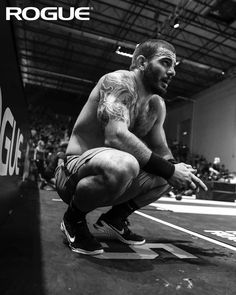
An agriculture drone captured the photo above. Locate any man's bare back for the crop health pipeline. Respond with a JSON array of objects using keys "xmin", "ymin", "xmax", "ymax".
[{"xmin": 66, "ymin": 70, "xmax": 162, "ymax": 156}]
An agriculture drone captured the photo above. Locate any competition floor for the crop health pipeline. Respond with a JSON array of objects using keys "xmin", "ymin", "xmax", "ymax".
[{"xmin": 1, "ymin": 182, "xmax": 236, "ymax": 295}]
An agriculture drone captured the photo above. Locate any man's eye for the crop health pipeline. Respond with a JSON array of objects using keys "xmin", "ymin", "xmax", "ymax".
[{"xmin": 162, "ymin": 60, "xmax": 170, "ymax": 67}]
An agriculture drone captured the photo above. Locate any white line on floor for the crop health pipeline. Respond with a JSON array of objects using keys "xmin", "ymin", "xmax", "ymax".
[
  {"xmin": 135, "ymin": 211, "xmax": 236, "ymax": 252},
  {"xmin": 160, "ymin": 197, "xmax": 236, "ymax": 206},
  {"xmin": 150, "ymin": 202, "xmax": 236, "ymax": 215},
  {"xmin": 52, "ymin": 198, "xmax": 62, "ymax": 201}
]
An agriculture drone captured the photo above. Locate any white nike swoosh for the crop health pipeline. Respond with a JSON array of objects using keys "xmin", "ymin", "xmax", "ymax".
[
  {"xmin": 110, "ymin": 224, "xmax": 125, "ymax": 235},
  {"xmin": 68, "ymin": 235, "xmax": 75, "ymax": 243},
  {"xmin": 62, "ymin": 222, "xmax": 75, "ymax": 242}
]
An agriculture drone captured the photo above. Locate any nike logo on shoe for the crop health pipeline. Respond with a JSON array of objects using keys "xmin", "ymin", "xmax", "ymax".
[
  {"xmin": 61, "ymin": 221, "xmax": 75, "ymax": 243},
  {"xmin": 67, "ymin": 234, "xmax": 75, "ymax": 243},
  {"xmin": 109, "ymin": 224, "xmax": 125, "ymax": 235}
]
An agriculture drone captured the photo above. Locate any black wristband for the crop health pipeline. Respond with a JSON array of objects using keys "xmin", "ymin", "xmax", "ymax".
[
  {"xmin": 168, "ymin": 158, "xmax": 178, "ymax": 164},
  {"xmin": 143, "ymin": 152, "xmax": 175, "ymax": 180}
]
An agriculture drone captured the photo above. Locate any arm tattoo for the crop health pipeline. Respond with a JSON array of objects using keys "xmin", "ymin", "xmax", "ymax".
[{"xmin": 97, "ymin": 73, "xmax": 137, "ymax": 128}]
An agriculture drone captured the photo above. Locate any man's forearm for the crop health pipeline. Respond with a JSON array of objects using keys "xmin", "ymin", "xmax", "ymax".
[
  {"xmin": 152, "ymin": 146, "xmax": 174, "ymax": 161},
  {"xmin": 105, "ymin": 129, "xmax": 175, "ymax": 179},
  {"xmin": 105, "ymin": 130, "xmax": 151, "ymax": 166}
]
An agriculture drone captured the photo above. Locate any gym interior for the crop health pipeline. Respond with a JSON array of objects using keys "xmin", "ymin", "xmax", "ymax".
[{"xmin": 0, "ymin": 0, "xmax": 236, "ymax": 294}]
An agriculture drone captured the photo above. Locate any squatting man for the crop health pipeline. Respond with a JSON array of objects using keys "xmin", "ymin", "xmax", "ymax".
[{"xmin": 55, "ymin": 39, "xmax": 207, "ymax": 255}]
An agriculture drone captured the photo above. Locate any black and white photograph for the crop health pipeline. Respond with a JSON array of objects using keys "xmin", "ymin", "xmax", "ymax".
[{"xmin": 0, "ymin": 0, "xmax": 236, "ymax": 294}]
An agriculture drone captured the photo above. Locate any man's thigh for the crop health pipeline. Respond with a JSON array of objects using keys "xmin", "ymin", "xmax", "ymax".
[
  {"xmin": 116, "ymin": 170, "xmax": 171, "ymax": 206},
  {"xmin": 55, "ymin": 147, "xmax": 135, "ymax": 204},
  {"xmin": 136, "ymin": 170, "xmax": 168, "ymax": 193}
]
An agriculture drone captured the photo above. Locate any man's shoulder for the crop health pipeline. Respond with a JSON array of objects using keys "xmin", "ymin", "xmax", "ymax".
[
  {"xmin": 150, "ymin": 95, "xmax": 166, "ymax": 122},
  {"xmin": 101, "ymin": 70, "xmax": 134, "ymax": 84},
  {"xmin": 108, "ymin": 69, "xmax": 132, "ymax": 77},
  {"xmin": 150, "ymin": 94, "xmax": 165, "ymax": 107}
]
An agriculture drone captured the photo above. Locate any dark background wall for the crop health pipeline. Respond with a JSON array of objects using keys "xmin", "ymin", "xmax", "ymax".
[{"xmin": 0, "ymin": 0, "xmax": 29, "ymax": 224}]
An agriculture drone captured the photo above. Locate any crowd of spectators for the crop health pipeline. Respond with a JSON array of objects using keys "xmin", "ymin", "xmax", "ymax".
[
  {"xmin": 168, "ymin": 140, "xmax": 235, "ymax": 200},
  {"xmin": 191, "ymin": 154, "xmax": 230, "ymax": 182},
  {"xmin": 170, "ymin": 140, "xmax": 231, "ymax": 182},
  {"xmin": 26, "ymin": 105, "xmax": 74, "ymax": 190}
]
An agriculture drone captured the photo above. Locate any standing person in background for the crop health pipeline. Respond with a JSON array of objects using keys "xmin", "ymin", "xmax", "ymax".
[
  {"xmin": 41, "ymin": 142, "xmax": 68, "ymax": 190},
  {"xmin": 34, "ymin": 140, "xmax": 46, "ymax": 181}
]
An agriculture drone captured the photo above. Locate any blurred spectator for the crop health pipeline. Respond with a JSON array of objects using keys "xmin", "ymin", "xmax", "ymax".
[
  {"xmin": 26, "ymin": 105, "xmax": 74, "ymax": 188},
  {"xmin": 40, "ymin": 142, "xmax": 68, "ymax": 190},
  {"xmin": 213, "ymin": 157, "xmax": 221, "ymax": 171},
  {"xmin": 170, "ymin": 140, "xmax": 189, "ymax": 163},
  {"xmin": 167, "ymin": 145, "xmax": 231, "ymax": 200},
  {"xmin": 31, "ymin": 128, "xmax": 37, "ymax": 139},
  {"xmin": 34, "ymin": 140, "xmax": 46, "ymax": 180}
]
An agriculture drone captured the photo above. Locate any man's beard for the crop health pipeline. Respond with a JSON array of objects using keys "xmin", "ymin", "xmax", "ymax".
[{"xmin": 142, "ymin": 64, "xmax": 167, "ymax": 95}]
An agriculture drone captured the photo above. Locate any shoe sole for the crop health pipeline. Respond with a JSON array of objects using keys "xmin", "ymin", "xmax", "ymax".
[
  {"xmin": 94, "ymin": 220, "xmax": 146, "ymax": 245},
  {"xmin": 60, "ymin": 221, "xmax": 104, "ymax": 255}
]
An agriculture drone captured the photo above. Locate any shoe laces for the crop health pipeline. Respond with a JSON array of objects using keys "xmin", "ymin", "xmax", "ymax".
[
  {"xmin": 117, "ymin": 218, "xmax": 131, "ymax": 234},
  {"xmin": 124, "ymin": 218, "xmax": 130, "ymax": 226}
]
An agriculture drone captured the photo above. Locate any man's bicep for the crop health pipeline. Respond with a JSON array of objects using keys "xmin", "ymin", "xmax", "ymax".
[
  {"xmin": 97, "ymin": 97, "xmax": 130, "ymax": 128},
  {"xmin": 97, "ymin": 73, "xmax": 134, "ymax": 129},
  {"xmin": 146, "ymin": 97, "xmax": 170, "ymax": 150},
  {"xmin": 145, "ymin": 123, "xmax": 173, "ymax": 159},
  {"xmin": 148, "ymin": 124, "xmax": 168, "ymax": 148}
]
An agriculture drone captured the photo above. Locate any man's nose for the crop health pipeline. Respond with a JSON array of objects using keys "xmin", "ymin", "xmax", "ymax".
[{"xmin": 167, "ymin": 66, "xmax": 176, "ymax": 77}]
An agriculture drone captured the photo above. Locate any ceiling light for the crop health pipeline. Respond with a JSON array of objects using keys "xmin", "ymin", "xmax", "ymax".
[
  {"xmin": 116, "ymin": 46, "xmax": 133, "ymax": 58},
  {"xmin": 173, "ymin": 16, "xmax": 180, "ymax": 28},
  {"xmin": 173, "ymin": 22, "xmax": 180, "ymax": 28}
]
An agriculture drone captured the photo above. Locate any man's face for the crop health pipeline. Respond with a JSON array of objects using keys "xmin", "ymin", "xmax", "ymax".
[{"xmin": 142, "ymin": 47, "xmax": 176, "ymax": 95}]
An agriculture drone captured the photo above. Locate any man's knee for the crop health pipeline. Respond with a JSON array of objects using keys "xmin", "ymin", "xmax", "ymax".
[
  {"xmin": 132, "ymin": 183, "xmax": 171, "ymax": 209},
  {"xmin": 114, "ymin": 153, "xmax": 139, "ymax": 177},
  {"xmin": 106, "ymin": 153, "xmax": 139, "ymax": 191}
]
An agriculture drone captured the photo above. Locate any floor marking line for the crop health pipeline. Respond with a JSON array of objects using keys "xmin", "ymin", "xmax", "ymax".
[
  {"xmin": 150, "ymin": 202, "xmax": 236, "ymax": 215},
  {"xmin": 135, "ymin": 211, "xmax": 236, "ymax": 252},
  {"xmin": 159, "ymin": 197, "xmax": 236, "ymax": 206}
]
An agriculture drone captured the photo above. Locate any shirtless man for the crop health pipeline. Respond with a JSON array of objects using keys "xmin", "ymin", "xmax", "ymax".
[{"xmin": 55, "ymin": 39, "xmax": 207, "ymax": 255}]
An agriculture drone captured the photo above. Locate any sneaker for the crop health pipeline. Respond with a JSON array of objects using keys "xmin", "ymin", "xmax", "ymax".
[
  {"xmin": 61, "ymin": 218, "xmax": 104, "ymax": 255},
  {"xmin": 94, "ymin": 214, "xmax": 145, "ymax": 245}
]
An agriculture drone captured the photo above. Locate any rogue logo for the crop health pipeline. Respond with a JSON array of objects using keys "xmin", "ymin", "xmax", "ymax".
[
  {"xmin": 6, "ymin": 7, "xmax": 91, "ymax": 21},
  {"xmin": 0, "ymin": 88, "xmax": 24, "ymax": 176}
]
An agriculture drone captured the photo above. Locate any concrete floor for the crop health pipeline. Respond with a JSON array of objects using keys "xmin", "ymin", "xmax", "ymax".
[{"xmin": 1, "ymin": 182, "xmax": 236, "ymax": 295}]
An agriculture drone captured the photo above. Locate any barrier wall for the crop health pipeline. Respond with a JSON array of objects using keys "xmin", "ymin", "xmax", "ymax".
[
  {"xmin": 197, "ymin": 181, "xmax": 236, "ymax": 202},
  {"xmin": 0, "ymin": 0, "xmax": 30, "ymax": 224}
]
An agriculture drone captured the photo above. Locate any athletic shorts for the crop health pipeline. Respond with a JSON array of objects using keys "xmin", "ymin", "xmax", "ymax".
[{"xmin": 55, "ymin": 147, "xmax": 170, "ymax": 205}]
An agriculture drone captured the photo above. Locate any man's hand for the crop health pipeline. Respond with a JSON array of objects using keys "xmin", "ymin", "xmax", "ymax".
[{"xmin": 168, "ymin": 163, "xmax": 208, "ymax": 191}]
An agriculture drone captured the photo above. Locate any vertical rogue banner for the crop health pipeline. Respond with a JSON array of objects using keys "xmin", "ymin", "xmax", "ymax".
[{"xmin": 0, "ymin": 0, "xmax": 29, "ymax": 223}]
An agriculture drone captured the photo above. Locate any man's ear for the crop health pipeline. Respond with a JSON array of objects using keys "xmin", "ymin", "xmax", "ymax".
[{"xmin": 136, "ymin": 55, "xmax": 147, "ymax": 70}]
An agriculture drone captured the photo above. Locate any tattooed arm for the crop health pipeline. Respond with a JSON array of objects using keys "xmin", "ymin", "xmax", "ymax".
[{"xmin": 97, "ymin": 72, "xmax": 152, "ymax": 166}]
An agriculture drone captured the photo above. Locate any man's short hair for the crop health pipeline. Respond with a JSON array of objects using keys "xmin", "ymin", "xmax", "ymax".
[{"xmin": 130, "ymin": 39, "xmax": 176, "ymax": 70}]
